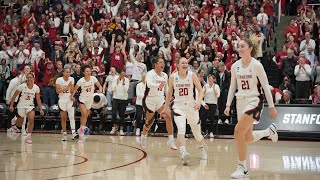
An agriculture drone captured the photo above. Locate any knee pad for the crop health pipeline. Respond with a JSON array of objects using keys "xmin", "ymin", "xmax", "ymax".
[{"xmin": 174, "ymin": 118, "xmax": 186, "ymax": 135}]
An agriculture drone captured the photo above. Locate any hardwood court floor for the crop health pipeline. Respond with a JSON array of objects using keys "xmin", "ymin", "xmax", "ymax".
[{"xmin": 0, "ymin": 133, "xmax": 319, "ymax": 180}]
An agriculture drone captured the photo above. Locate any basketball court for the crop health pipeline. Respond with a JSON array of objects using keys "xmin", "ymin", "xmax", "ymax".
[{"xmin": 1, "ymin": 133, "xmax": 319, "ymax": 180}]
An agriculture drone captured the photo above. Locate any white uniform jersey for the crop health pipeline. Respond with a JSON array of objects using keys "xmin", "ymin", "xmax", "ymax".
[
  {"xmin": 145, "ymin": 69, "xmax": 168, "ymax": 97},
  {"xmin": 77, "ymin": 76, "xmax": 98, "ymax": 97},
  {"xmin": 17, "ymin": 83, "xmax": 40, "ymax": 108},
  {"xmin": 233, "ymin": 58, "xmax": 262, "ymax": 98},
  {"xmin": 91, "ymin": 93, "xmax": 107, "ymax": 109},
  {"xmin": 56, "ymin": 77, "xmax": 75, "ymax": 99},
  {"xmin": 173, "ymin": 71, "xmax": 195, "ymax": 104}
]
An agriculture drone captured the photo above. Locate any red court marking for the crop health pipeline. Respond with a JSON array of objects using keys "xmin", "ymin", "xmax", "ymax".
[
  {"xmin": 0, "ymin": 151, "xmax": 88, "ymax": 172},
  {"xmin": 46, "ymin": 140, "xmax": 148, "ymax": 180}
]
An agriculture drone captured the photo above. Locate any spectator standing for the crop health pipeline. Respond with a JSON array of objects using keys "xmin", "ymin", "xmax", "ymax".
[{"xmin": 294, "ymin": 57, "xmax": 312, "ymax": 98}]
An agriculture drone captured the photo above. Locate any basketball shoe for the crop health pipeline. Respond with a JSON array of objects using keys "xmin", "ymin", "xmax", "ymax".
[
  {"xmin": 72, "ymin": 132, "xmax": 79, "ymax": 140},
  {"xmin": 62, "ymin": 134, "xmax": 67, "ymax": 141},
  {"xmin": 268, "ymin": 123, "xmax": 278, "ymax": 142},
  {"xmin": 180, "ymin": 150, "xmax": 191, "ymax": 165},
  {"xmin": 140, "ymin": 135, "xmax": 147, "ymax": 149},
  {"xmin": 25, "ymin": 135, "xmax": 32, "ymax": 144},
  {"xmin": 167, "ymin": 139, "xmax": 177, "ymax": 150},
  {"xmin": 199, "ymin": 146, "xmax": 207, "ymax": 160},
  {"xmin": 77, "ymin": 127, "xmax": 85, "ymax": 140},
  {"xmin": 7, "ymin": 126, "xmax": 20, "ymax": 133},
  {"xmin": 231, "ymin": 164, "xmax": 249, "ymax": 179}
]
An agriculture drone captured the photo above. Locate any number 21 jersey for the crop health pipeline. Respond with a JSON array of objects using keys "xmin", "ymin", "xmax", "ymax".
[{"xmin": 233, "ymin": 58, "xmax": 262, "ymax": 97}]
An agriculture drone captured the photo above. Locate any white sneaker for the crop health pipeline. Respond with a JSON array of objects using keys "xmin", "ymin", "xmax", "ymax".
[
  {"xmin": 72, "ymin": 132, "xmax": 79, "ymax": 140},
  {"xmin": 140, "ymin": 136, "xmax": 147, "ymax": 149},
  {"xmin": 77, "ymin": 128, "xmax": 85, "ymax": 140},
  {"xmin": 25, "ymin": 136, "xmax": 32, "ymax": 144},
  {"xmin": 110, "ymin": 126, "xmax": 118, "ymax": 134},
  {"xmin": 225, "ymin": 119, "xmax": 230, "ymax": 124},
  {"xmin": 119, "ymin": 130, "xmax": 125, "ymax": 135},
  {"xmin": 209, "ymin": 132, "xmax": 214, "ymax": 138},
  {"xmin": 7, "ymin": 126, "xmax": 20, "ymax": 133},
  {"xmin": 218, "ymin": 119, "xmax": 223, "ymax": 124},
  {"xmin": 62, "ymin": 134, "xmax": 67, "ymax": 141},
  {"xmin": 268, "ymin": 123, "xmax": 278, "ymax": 142},
  {"xmin": 135, "ymin": 128, "xmax": 140, "ymax": 136},
  {"xmin": 181, "ymin": 151, "xmax": 191, "ymax": 165},
  {"xmin": 167, "ymin": 139, "xmax": 178, "ymax": 150},
  {"xmin": 21, "ymin": 128, "xmax": 27, "ymax": 136},
  {"xmin": 199, "ymin": 147, "xmax": 207, "ymax": 160},
  {"xmin": 231, "ymin": 164, "xmax": 249, "ymax": 179}
]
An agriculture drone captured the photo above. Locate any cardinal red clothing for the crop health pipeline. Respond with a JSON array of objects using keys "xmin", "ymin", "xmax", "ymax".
[
  {"xmin": 86, "ymin": 0, "xmax": 94, "ymax": 13},
  {"xmin": 38, "ymin": 59, "xmax": 55, "ymax": 86},
  {"xmin": 88, "ymin": 48, "xmax": 106, "ymax": 67},
  {"xmin": 272, "ymin": 88, "xmax": 284, "ymax": 103},
  {"xmin": 211, "ymin": 7, "xmax": 224, "ymax": 18},
  {"xmin": 1, "ymin": 24, "xmax": 12, "ymax": 34},
  {"xmin": 274, "ymin": 51, "xmax": 287, "ymax": 69},
  {"xmin": 73, "ymin": 0, "xmax": 80, "ymax": 5},
  {"xmin": 284, "ymin": 25, "xmax": 299, "ymax": 42},
  {"xmin": 285, "ymin": 42, "xmax": 299, "ymax": 51},
  {"xmin": 297, "ymin": 4, "xmax": 312, "ymax": 14},
  {"xmin": 48, "ymin": 27, "xmax": 59, "ymax": 41},
  {"xmin": 262, "ymin": 1, "xmax": 274, "ymax": 16},
  {"xmin": 199, "ymin": 8, "xmax": 211, "ymax": 19},
  {"xmin": 110, "ymin": 52, "xmax": 125, "ymax": 71}
]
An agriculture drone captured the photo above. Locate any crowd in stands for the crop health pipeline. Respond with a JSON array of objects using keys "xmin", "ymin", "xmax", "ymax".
[{"xmin": 0, "ymin": 0, "xmax": 319, "ymax": 133}]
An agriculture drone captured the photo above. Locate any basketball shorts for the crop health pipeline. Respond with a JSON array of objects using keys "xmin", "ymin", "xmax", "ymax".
[
  {"xmin": 79, "ymin": 95, "xmax": 94, "ymax": 110},
  {"xmin": 17, "ymin": 107, "xmax": 35, "ymax": 118},
  {"xmin": 143, "ymin": 96, "xmax": 165, "ymax": 113},
  {"xmin": 236, "ymin": 96, "xmax": 264, "ymax": 121},
  {"xmin": 172, "ymin": 102, "xmax": 200, "ymax": 126},
  {"xmin": 58, "ymin": 99, "xmax": 74, "ymax": 112}
]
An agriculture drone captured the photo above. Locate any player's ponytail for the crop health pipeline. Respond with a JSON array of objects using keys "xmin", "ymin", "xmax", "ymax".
[{"xmin": 243, "ymin": 38, "xmax": 258, "ymax": 58}]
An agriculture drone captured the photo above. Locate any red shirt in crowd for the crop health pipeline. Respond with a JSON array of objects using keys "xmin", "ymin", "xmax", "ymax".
[
  {"xmin": 88, "ymin": 48, "xmax": 106, "ymax": 67},
  {"xmin": 262, "ymin": 1, "xmax": 274, "ymax": 16},
  {"xmin": 274, "ymin": 51, "xmax": 287, "ymax": 70},
  {"xmin": 110, "ymin": 52, "xmax": 125, "ymax": 71},
  {"xmin": 284, "ymin": 25, "xmax": 299, "ymax": 42},
  {"xmin": 48, "ymin": 27, "xmax": 59, "ymax": 40}
]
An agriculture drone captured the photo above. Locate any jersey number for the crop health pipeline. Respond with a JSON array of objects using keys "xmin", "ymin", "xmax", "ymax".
[
  {"xmin": 241, "ymin": 80, "xmax": 250, "ymax": 90},
  {"xmin": 179, "ymin": 88, "xmax": 188, "ymax": 96},
  {"xmin": 85, "ymin": 88, "xmax": 91, "ymax": 93}
]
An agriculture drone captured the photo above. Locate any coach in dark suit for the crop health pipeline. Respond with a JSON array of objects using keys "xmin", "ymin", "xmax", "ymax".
[
  {"xmin": 216, "ymin": 62, "xmax": 231, "ymax": 123},
  {"xmin": 278, "ymin": 91, "xmax": 296, "ymax": 104}
]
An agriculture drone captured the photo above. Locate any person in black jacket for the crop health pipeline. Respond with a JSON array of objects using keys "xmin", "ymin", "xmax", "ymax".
[
  {"xmin": 216, "ymin": 62, "xmax": 231, "ymax": 124},
  {"xmin": 278, "ymin": 91, "xmax": 296, "ymax": 104},
  {"xmin": 278, "ymin": 75, "xmax": 296, "ymax": 97},
  {"xmin": 281, "ymin": 49, "xmax": 297, "ymax": 83}
]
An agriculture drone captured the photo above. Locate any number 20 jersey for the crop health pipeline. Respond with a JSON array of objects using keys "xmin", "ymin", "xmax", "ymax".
[{"xmin": 173, "ymin": 71, "xmax": 195, "ymax": 104}]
